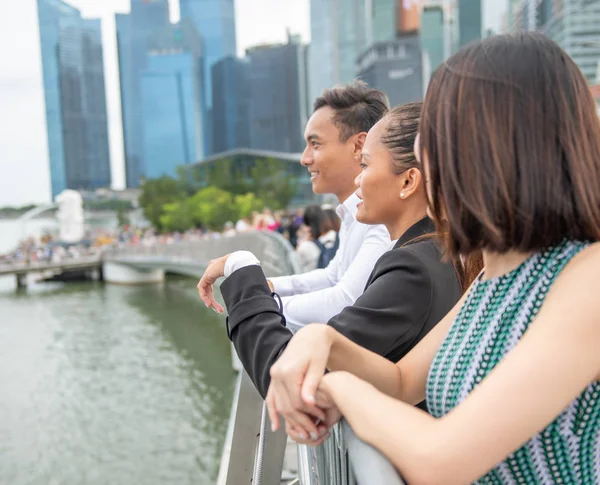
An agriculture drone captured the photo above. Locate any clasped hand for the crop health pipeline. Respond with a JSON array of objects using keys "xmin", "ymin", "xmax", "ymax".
[{"xmin": 266, "ymin": 325, "xmax": 342, "ymax": 445}]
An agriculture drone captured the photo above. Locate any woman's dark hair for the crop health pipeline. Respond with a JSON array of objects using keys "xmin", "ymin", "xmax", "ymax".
[
  {"xmin": 382, "ymin": 102, "xmax": 483, "ymax": 290},
  {"xmin": 322, "ymin": 208, "xmax": 341, "ymax": 233},
  {"xmin": 421, "ymin": 32, "xmax": 600, "ymax": 258},
  {"xmin": 314, "ymin": 81, "xmax": 390, "ymax": 141},
  {"xmin": 303, "ymin": 205, "xmax": 324, "ymax": 240}
]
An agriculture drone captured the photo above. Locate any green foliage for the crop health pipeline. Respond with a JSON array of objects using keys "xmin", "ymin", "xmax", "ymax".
[
  {"xmin": 234, "ymin": 192, "xmax": 265, "ymax": 219},
  {"xmin": 249, "ymin": 158, "xmax": 297, "ymax": 210},
  {"xmin": 159, "ymin": 187, "xmax": 265, "ymax": 232},
  {"xmin": 116, "ymin": 207, "xmax": 130, "ymax": 228},
  {"xmin": 159, "ymin": 201, "xmax": 196, "ymax": 232},
  {"xmin": 138, "ymin": 176, "xmax": 186, "ymax": 231},
  {"xmin": 205, "ymin": 158, "xmax": 250, "ymax": 195}
]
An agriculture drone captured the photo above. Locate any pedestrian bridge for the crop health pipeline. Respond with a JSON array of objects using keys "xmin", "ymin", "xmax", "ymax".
[{"xmin": 103, "ymin": 231, "xmax": 298, "ymax": 283}]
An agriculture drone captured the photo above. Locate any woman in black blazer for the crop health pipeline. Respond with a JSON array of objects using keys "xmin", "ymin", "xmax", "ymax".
[{"xmin": 198, "ymin": 102, "xmax": 481, "ymax": 439}]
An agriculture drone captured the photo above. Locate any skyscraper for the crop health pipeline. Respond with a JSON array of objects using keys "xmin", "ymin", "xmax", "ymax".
[
  {"xmin": 512, "ymin": 0, "xmax": 600, "ymax": 83},
  {"xmin": 140, "ymin": 20, "xmax": 205, "ymax": 179},
  {"xmin": 371, "ymin": 0, "xmax": 397, "ymax": 42},
  {"xmin": 37, "ymin": 0, "xmax": 111, "ymax": 199},
  {"xmin": 246, "ymin": 35, "xmax": 309, "ymax": 153},
  {"xmin": 357, "ymin": 33, "xmax": 424, "ymax": 106},
  {"xmin": 116, "ymin": 0, "xmax": 170, "ymax": 188},
  {"xmin": 421, "ymin": 4, "xmax": 448, "ymax": 76},
  {"xmin": 179, "ymin": 0, "xmax": 237, "ymax": 155},
  {"xmin": 458, "ymin": 0, "xmax": 482, "ymax": 47},
  {"xmin": 211, "ymin": 56, "xmax": 251, "ymax": 153},
  {"xmin": 309, "ymin": 0, "xmax": 370, "ymax": 103}
]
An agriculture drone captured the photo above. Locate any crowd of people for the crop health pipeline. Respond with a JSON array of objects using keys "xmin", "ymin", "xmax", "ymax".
[
  {"xmin": 196, "ymin": 32, "xmax": 600, "ymax": 485},
  {"xmin": 0, "ymin": 207, "xmax": 342, "ymax": 272}
]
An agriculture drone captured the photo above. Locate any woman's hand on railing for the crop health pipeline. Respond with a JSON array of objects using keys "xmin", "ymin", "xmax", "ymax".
[
  {"xmin": 283, "ymin": 386, "xmax": 342, "ymax": 446},
  {"xmin": 265, "ymin": 324, "xmax": 335, "ymax": 440},
  {"xmin": 197, "ymin": 254, "xmax": 230, "ymax": 314}
]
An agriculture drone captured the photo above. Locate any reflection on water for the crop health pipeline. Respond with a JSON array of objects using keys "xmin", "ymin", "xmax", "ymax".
[{"xmin": 0, "ymin": 276, "xmax": 235, "ymax": 485}]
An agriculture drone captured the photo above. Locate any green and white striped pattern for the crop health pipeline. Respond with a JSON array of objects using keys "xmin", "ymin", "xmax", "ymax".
[{"xmin": 426, "ymin": 240, "xmax": 600, "ymax": 484}]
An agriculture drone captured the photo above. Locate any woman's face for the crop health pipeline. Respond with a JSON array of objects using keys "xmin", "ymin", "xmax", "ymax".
[{"xmin": 354, "ymin": 120, "xmax": 406, "ymax": 226}]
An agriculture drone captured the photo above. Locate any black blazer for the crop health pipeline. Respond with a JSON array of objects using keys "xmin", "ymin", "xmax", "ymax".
[{"xmin": 220, "ymin": 217, "xmax": 462, "ymax": 399}]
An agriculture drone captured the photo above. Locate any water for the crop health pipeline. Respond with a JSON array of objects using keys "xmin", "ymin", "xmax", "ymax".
[{"xmin": 0, "ymin": 267, "xmax": 235, "ymax": 484}]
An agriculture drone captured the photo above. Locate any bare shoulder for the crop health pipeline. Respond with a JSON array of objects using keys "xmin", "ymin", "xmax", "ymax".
[
  {"xmin": 553, "ymin": 241, "xmax": 600, "ymax": 285},
  {"xmin": 539, "ymin": 241, "xmax": 600, "ymax": 378}
]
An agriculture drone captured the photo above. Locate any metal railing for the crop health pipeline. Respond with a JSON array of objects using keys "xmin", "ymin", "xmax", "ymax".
[{"xmin": 203, "ymin": 233, "xmax": 403, "ymax": 485}]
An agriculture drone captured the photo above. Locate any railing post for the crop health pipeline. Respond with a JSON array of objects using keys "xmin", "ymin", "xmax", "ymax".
[{"xmin": 342, "ymin": 420, "xmax": 405, "ymax": 485}]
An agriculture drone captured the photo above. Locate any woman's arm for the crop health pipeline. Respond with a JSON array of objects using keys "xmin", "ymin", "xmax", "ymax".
[{"xmin": 324, "ymin": 244, "xmax": 600, "ymax": 485}]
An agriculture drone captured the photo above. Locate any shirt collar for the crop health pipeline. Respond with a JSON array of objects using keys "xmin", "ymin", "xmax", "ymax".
[{"xmin": 336, "ymin": 192, "xmax": 360, "ymax": 226}]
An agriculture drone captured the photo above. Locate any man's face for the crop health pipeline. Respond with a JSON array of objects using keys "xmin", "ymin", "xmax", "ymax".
[{"xmin": 301, "ymin": 107, "xmax": 362, "ymax": 200}]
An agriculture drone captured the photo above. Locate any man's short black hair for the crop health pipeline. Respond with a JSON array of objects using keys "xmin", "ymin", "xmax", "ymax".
[{"xmin": 313, "ymin": 80, "xmax": 390, "ymax": 141}]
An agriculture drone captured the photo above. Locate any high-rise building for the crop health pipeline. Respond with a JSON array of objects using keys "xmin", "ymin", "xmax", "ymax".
[
  {"xmin": 357, "ymin": 33, "xmax": 424, "ymax": 106},
  {"xmin": 458, "ymin": 0, "xmax": 482, "ymax": 47},
  {"xmin": 246, "ymin": 35, "xmax": 309, "ymax": 153},
  {"xmin": 116, "ymin": 0, "xmax": 170, "ymax": 188},
  {"xmin": 421, "ymin": 4, "xmax": 447, "ymax": 75},
  {"xmin": 309, "ymin": 0, "xmax": 370, "ymax": 103},
  {"xmin": 179, "ymin": 0, "xmax": 237, "ymax": 155},
  {"xmin": 140, "ymin": 20, "xmax": 205, "ymax": 179},
  {"xmin": 37, "ymin": 0, "xmax": 111, "ymax": 199},
  {"xmin": 370, "ymin": 0, "xmax": 397, "ymax": 42},
  {"xmin": 211, "ymin": 56, "xmax": 251, "ymax": 153},
  {"xmin": 512, "ymin": 0, "xmax": 600, "ymax": 83}
]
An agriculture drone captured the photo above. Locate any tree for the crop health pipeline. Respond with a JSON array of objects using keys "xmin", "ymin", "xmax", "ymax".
[
  {"xmin": 138, "ymin": 176, "xmax": 186, "ymax": 230},
  {"xmin": 234, "ymin": 192, "xmax": 265, "ymax": 219},
  {"xmin": 186, "ymin": 187, "xmax": 240, "ymax": 231},
  {"xmin": 159, "ymin": 201, "xmax": 196, "ymax": 232},
  {"xmin": 205, "ymin": 158, "xmax": 250, "ymax": 195},
  {"xmin": 116, "ymin": 207, "xmax": 129, "ymax": 228},
  {"xmin": 249, "ymin": 158, "xmax": 297, "ymax": 210}
]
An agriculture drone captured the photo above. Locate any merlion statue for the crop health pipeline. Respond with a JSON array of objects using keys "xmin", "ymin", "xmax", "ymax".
[{"xmin": 55, "ymin": 190, "xmax": 85, "ymax": 243}]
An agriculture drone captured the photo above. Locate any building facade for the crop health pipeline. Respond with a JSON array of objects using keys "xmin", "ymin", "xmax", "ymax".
[
  {"xmin": 179, "ymin": 0, "xmax": 237, "ymax": 155},
  {"xmin": 37, "ymin": 0, "xmax": 111, "ymax": 199},
  {"xmin": 309, "ymin": 0, "xmax": 370, "ymax": 103},
  {"xmin": 370, "ymin": 0, "xmax": 397, "ymax": 42},
  {"xmin": 246, "ymin": 36, "xmax": 309, "ymax": 153},
  {"xmin": 357, "ymin": 33, "xmax": 424, "ymax": 107},
  {"xmin": 421, "ymin": 4, "xmax": 447, "ymax": 77},
  {"xmin": 458, "ymin": 0, "xmax": 482, "ymax": 47},
  {"xmin": 211, "ymin": 56, "xmax": 251, "ymax": 153},
  {"xmin": 116, "ymin": 0, "xmax": 170, "ymax": 188},
  {"xmin": 140, "ymin": 20, "xmax": 205, "ymax": 179},
  {"xmin": 513, "ymin": 0, "xmax": 600, "ymax": 83}
]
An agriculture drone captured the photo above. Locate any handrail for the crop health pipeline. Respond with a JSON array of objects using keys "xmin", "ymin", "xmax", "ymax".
[
  {"xmin": 342, "ymin": 421, "xmax": 405, "ymax": 485},
  {"xmin": 209, "ymin": 231, "xmax": 402, "ymax": 484}
]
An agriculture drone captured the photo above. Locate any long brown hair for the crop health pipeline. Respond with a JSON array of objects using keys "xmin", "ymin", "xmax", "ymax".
[
  {"xmin": 421, "ymin": 32, "xmax": 600, "ymax": 259},
  {"xmin": 381, "ymin": 103, "xmax": 483, "ymax": 291}
]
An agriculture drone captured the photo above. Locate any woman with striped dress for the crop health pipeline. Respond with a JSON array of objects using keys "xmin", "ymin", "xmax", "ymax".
[{"xmin": 265, "ymin": 32, "xmax": 600, "ymax": 484}]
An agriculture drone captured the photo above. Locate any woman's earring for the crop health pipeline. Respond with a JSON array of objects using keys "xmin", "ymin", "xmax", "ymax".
[{"xmin": 400, "ymin": 192, "xmax": 405, "ymax": 198}]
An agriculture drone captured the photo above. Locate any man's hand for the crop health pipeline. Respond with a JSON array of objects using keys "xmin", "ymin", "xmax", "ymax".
[{"xmin": 197, "ymin": 254, "xmax": 230, "ymax": 313}]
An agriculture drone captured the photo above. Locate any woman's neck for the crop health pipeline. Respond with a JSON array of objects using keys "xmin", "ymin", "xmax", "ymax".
[
  {"xmin": 481, "ymin": 249, "xmax": 533, "ymax": 281},
  {"xmin": 386, "ymin": 208, "xmax": 428, "ymax": 241}
]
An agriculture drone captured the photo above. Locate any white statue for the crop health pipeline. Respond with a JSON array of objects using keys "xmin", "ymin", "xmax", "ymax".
[{"xmin": 55, "ymin": 190, "xmax": 85, "ymax": 243}]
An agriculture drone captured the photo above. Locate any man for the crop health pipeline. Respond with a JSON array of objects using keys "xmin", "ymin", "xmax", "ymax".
[{"xmin": 201, "ymin": 81, "xmax": 391, "ymax": 332}]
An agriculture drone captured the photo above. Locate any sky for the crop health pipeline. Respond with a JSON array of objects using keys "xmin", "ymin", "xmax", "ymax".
[{"xmin": 0, "ymin": 0, "xmax": 504, "ymax": 207}]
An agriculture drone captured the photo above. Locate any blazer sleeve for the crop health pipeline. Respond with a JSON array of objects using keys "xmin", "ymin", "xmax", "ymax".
[
  {"xmin": 219, "ymin": 265, "xmax": 293, "ymax": 398},
  {"xmin": 327, "ymin": 248, "xmax": 433, "ymax": 361}
]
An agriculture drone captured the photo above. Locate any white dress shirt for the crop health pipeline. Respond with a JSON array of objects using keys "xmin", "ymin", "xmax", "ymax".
[{"xmin": 224, "ymin": 193, "xmax": 391, "ymax": 333}]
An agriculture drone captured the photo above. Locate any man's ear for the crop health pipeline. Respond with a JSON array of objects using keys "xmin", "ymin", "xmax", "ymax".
[{"xmin": 352, "ymin": 132, "xmax": 367, "ymax": 157}]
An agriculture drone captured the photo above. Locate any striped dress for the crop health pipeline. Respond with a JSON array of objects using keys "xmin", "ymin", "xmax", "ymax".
[{"xmin": 426, "ymin": 240, "xmax": 600, "ymax": 484}]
